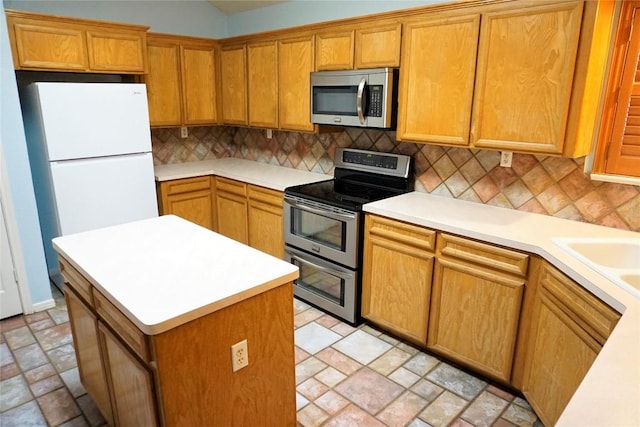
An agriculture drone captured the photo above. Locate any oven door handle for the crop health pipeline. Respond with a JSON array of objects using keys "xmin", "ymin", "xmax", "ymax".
[
  {"xmin": 284, "ymin": 198, "xmax": 356, "ymax": 221},
  {"xmin": 356, "ymin": 77, "xmax": 366, "ymax": 125},
  {"xmin": 290, "ymin": 252, "xmax": 355, "ymax": 280}
]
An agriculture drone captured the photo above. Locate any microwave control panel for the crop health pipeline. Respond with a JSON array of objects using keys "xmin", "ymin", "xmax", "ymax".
[{"xmin": 369, "ymin": 86, "xmax": 383, "ymax": 117}]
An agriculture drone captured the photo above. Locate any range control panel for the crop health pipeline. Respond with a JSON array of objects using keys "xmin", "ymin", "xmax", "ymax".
[
  {"xmin": 337, "ymin": 148, "xmax": 411, "ymax": 179},
  {"xmin": 343, "ymin": 149, "xmax": 398, "ymax": 169}
]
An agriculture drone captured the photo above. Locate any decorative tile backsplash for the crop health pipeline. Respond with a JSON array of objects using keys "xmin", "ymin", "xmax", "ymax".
[{"xmin": 152, "ymin": 126, "xmax": 640, "ymax": 232}]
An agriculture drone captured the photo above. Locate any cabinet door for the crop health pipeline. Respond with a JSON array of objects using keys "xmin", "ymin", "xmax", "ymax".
[
  {"xmin": 428, "ymin": 234, "xmax": 528, "ymax": 382},
  {"xmin": 158, "ymin": 177, "xmax": 214, "ymax": 230},
  {"xmin": 86, "ymin": 30, "xmax": 146, "ymax": 73},
  {"xmin": 315, "ymin": 30, "xmax": 354, "ymax": 70},
  {"xmin": 247, "ymin": 41, "xmax": 278, "ymax": 128},
  {"xmin": 215, "ymin": 178, "xmax": 248, "ymax": 244},
  {"xmin": 11, "ymin": 22, "xmax": 88, "ymax": 70},
  {"xmin": 522, "ymin": 262, "xmax": 619, "ymax": 426},
  {"xmin": 397, "ymin": 15, "xmax": 480, "ymax": 146},
  {"xmin": 146, "ymin": 40, "xmax": 182, "ymax": 126},
  {"xmin": 181, "ymin": 44, "xmax": 218, "ymax": 125},
  {"xmin": 362, "ymin": 215, "xmax": 436, "ymax": 346},
  {"xmin": 278, "ymin": 35, "xmax": 315, "ymax": 132},
  {"xmin": 220, "ymin": 45, "xmax": 248, "ymax": 126},
  {"xmin": 65, "ymin": 287, "xmax": 114, "ymax": 426},
  {"xmin": 99, "ymin": 323, "xmax": 157, "ymax": 426},
  {"xmin": 248, "ymin": 185, "xmax": 283, "ymax": 258},
  {"xmin": 355, "ymin": 22, "xmax": 401, "ymax": 68},
  {"xmin": 471, "ymin": 2, "xmax": 583, "ymax": 153},
  {"xmin": 522, "ymin": 289, "xmax": 600, "ymax": 426}
]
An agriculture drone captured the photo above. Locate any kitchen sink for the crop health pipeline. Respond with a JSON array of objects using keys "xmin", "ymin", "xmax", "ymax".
[
  {"xmin": 563, "ymin": 240, "xmax": 640, "ymax": 269},
  {"xmin": 620, "ymin": 274, "xmax": 640, "ymax": 290},
  {"xmin": 553, "ymin": 237, "xmax": 640, "ymax": 298}
]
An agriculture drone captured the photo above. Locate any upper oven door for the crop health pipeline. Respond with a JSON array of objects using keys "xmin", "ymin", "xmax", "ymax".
[
  {"xmin": 283, "ymin": 195, "xmax": 359, "ymax": 268},
  {"xmin": 310, "ymin": 68, "xmax": 393, "ymax": 128}
]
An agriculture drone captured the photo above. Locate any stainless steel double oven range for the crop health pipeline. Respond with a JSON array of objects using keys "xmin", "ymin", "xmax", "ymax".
[{"xmin": 283, "ymin": 148, "xmax": 413, "ymax": 324}]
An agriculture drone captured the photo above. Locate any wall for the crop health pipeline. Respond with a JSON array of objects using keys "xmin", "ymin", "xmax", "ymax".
[
  {"xmin": 0, "ymin": 2, "xmax": 51, "ymax": 307},
  {"xmin": 225, "ymin": 0, "xmax": 441, "ymax": 36},
  {"xmin": 152, "ymin": 126, "xmax": 640, "ymax": 232},
  {"xmin": 2, "ymin": 0, "xmax": 227, "ymax": 38},
  {"xmin": 2, "ymin": 0, "xmax": 440, "ymax": 38}
]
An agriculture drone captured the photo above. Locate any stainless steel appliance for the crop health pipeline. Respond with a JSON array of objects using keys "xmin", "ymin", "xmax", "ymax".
[
  {"xmin": 310, "ymin": 68, "xmax": 398, "ymax": 128},
  {"xmin": 284, "ymin": 148, "xmax": 413, "ymax": 324}
]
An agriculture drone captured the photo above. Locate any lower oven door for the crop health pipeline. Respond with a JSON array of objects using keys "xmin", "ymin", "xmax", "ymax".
[
  {"xmin": 285, "ymin": 245, "xmax": 357, "ymax": 324},
  {"xmin": 283, "ymin": 195, "xmax": 359, "ymax": 269}
]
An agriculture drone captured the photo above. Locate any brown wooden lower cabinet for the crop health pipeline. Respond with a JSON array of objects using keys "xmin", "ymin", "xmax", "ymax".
[
  {"xmin": 214, "ymin": 176, "xmax": 249, "ymax": 244},
  {"xmin": 361, "ymin": 213, "xmax": 622, "ymax": 425},
  {"xmin": 65, "ymin": 287, "xmax": 114, "ymax": 426},
  {"xmin": 157, "ymin": 176, "xmax": 215, "ymax": 230},
  {"xmin": 62, "ymin": 256, "xmax": 296, "ymax": 426},
  {"xmin": 428, "ymin": 233, "xmax": 529, "ymax": 383},
  {"xmin": 521, "ymin": 262, "xmax": 620, "ymax": 426},
  {"xmin": 248, "ymin": 185, "xmax": 284, "ymax": 258},
  {"xmin": 361, "ymin": 214, "xmax": 436, "ymax": 346}
]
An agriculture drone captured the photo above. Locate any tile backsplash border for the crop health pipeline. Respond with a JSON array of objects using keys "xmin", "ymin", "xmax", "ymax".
[{"xmin": 151, "ymin": 126, "xmax": 640, "ymax": 232}]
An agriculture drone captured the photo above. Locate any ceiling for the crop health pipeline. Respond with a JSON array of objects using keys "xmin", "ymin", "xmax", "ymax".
[{"xmin": 208, "ymin": 0, "xmax": 289, "ymax": 15}]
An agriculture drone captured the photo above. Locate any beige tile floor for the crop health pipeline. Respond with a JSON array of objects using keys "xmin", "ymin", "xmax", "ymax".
[{"xmin": 0, "ymin": 286, "xmax": 541, "ymax": 426}]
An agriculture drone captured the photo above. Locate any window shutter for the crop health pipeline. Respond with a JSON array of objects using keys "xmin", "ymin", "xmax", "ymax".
[{"xmin": 605, "ymin": 3, "xmax": 640, "ymax": 176}]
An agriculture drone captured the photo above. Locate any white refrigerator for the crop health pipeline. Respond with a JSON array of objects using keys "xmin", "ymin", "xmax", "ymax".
[{"xmin": 22, "ymin": 82, "xmax": 158, "ymax": 288}]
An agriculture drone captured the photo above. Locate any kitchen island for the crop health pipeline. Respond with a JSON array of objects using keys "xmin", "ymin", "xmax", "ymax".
[{"xmin": 52, "ymin": 215, "xmax": 298, "ymax": 426}]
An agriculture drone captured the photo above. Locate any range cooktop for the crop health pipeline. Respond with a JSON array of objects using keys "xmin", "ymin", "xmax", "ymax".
[{"xmin": 284, "ymin": 148, "xmax": 414, "ymax": 211}]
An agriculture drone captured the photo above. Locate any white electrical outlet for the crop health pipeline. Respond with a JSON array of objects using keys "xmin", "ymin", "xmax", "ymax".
[
  {"xmin": 266, "ymin": 129, "xmax": 273, "ymax": 139},
  {"xmin": 500, "ymin": 151, "xmax": 513, "ymax": 167},
  {"xmin": 231, "ymin": 339, "xmax": 249, "ymax": 372},
  {"xmin": 180, "ymin": 126, "xmax": 188, "ymax": 138}
]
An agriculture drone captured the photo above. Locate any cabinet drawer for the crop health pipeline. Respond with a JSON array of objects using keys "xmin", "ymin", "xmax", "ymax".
[
  {"xmin": 92, "ymin": 289, "xmax": 149, "ymax": 362},
  {"xmin": 366, "ymin": 214, "xmax": 436, "ymax": 251},
  {"xmin": 437, "ymin": 233, "xmax": 529, "ymax": 277},
  {"xmin": 215, "ymin": 177, "xmax": 247, "ymax": 197},
  {"xmin": 162, "ymin": 176, "xmax": 211, "ymax": 195},
  {"xmin": 59, "ymin": 257, "xmax": 93, "ymax": 305},
  {"xmin": 248, "ymin": 185, "xmax": 282, "ymax": 207},
  {"xmin": 539, "ymin": 263, "xmax": 620, "ymax": 344}
]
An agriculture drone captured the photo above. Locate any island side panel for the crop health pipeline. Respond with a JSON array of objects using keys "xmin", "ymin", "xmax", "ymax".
[{"xmin": 151, "ymin": 282, "xmax": 296, "ymax": 426}]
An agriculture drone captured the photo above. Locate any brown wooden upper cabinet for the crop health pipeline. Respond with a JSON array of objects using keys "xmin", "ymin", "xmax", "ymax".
[
  {"xmin": 315, "ymin": 21, "xmax": 401, "ymax": 70},
  {"xmin": 397, "ymin": 1, "xmax": 612, "ymax": 158},
  {"xmin": 146, "ymin": 33, "xmax": 218, "ymax": 127},
  {"xmin": 397, "ymin": 14, "xmax": 480, "ymax": 147},
  {"xmin": 278, "ymin": 35, "xmax": 315, "ymax": 132},
  {"xmin": 220, "ymin": 44, "xmax": 248, "ymax": 126},
  {"xmin": 5, "ymin": 9, "xmax": 147, "ymax": 74},
  {"xmin": 247, "ymin": 41, "xmax": 278, "ymax": 128},
  {"xmin": 316, "ymin": 30, "xmax": 354, "ymax": 70}
]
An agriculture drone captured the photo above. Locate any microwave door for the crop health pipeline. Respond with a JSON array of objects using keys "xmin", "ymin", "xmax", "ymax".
[{"xmin": 311, "ymin": 74, "xmax": 369, "ymax": 127}]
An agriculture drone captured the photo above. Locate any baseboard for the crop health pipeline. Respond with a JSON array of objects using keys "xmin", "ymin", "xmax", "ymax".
[{"xmin": 32, "ymin": 298, "xmax": 56, "ymax": 312}]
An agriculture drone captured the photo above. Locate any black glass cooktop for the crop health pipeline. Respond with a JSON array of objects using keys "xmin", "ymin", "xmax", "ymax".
[
  {"xmin": 285, "ymin": 148, "xmax": 414, "ymax": 211},
  {"xmin": 285, "ymin": 175, "xmax": 411, "ymax": 211}
]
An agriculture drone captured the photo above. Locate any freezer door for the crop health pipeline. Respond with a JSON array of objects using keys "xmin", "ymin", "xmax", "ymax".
[
  {"xmin": 33, "ymin": 82, "xmax": 151, "ymax": 161},
  {"xmin": 50, "ymin": 153, "xmax": 158, "ymax": 235}
]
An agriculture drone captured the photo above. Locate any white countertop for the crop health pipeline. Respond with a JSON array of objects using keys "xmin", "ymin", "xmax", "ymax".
[
  {"xmin": 154, "ymin": 158, "xmax": 330, "ymax": 191},
  {"xmin": 52, "ymin": 215, "xmax": 299, "ymax": 335},
  {"xmin": 364, "ymin": 192, "xmax": 640, "ymax": 427}
]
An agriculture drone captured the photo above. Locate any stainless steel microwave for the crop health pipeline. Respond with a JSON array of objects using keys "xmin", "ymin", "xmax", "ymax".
[{"xmin": 310, "ymin": 67, "xmax": 398, "ymax": 128}]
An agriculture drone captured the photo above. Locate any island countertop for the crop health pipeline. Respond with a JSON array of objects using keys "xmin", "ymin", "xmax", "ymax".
[
  {"xmin": 52, "ymin": 215, "xmax": 299, "ymax": 335},
  {"xmin": 154, "ymin": 158, "xmax": 330, "ymax": 191},
  {"xmin": 364, "ymin": 191, "xmax": 640, "ymax": 427}
]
